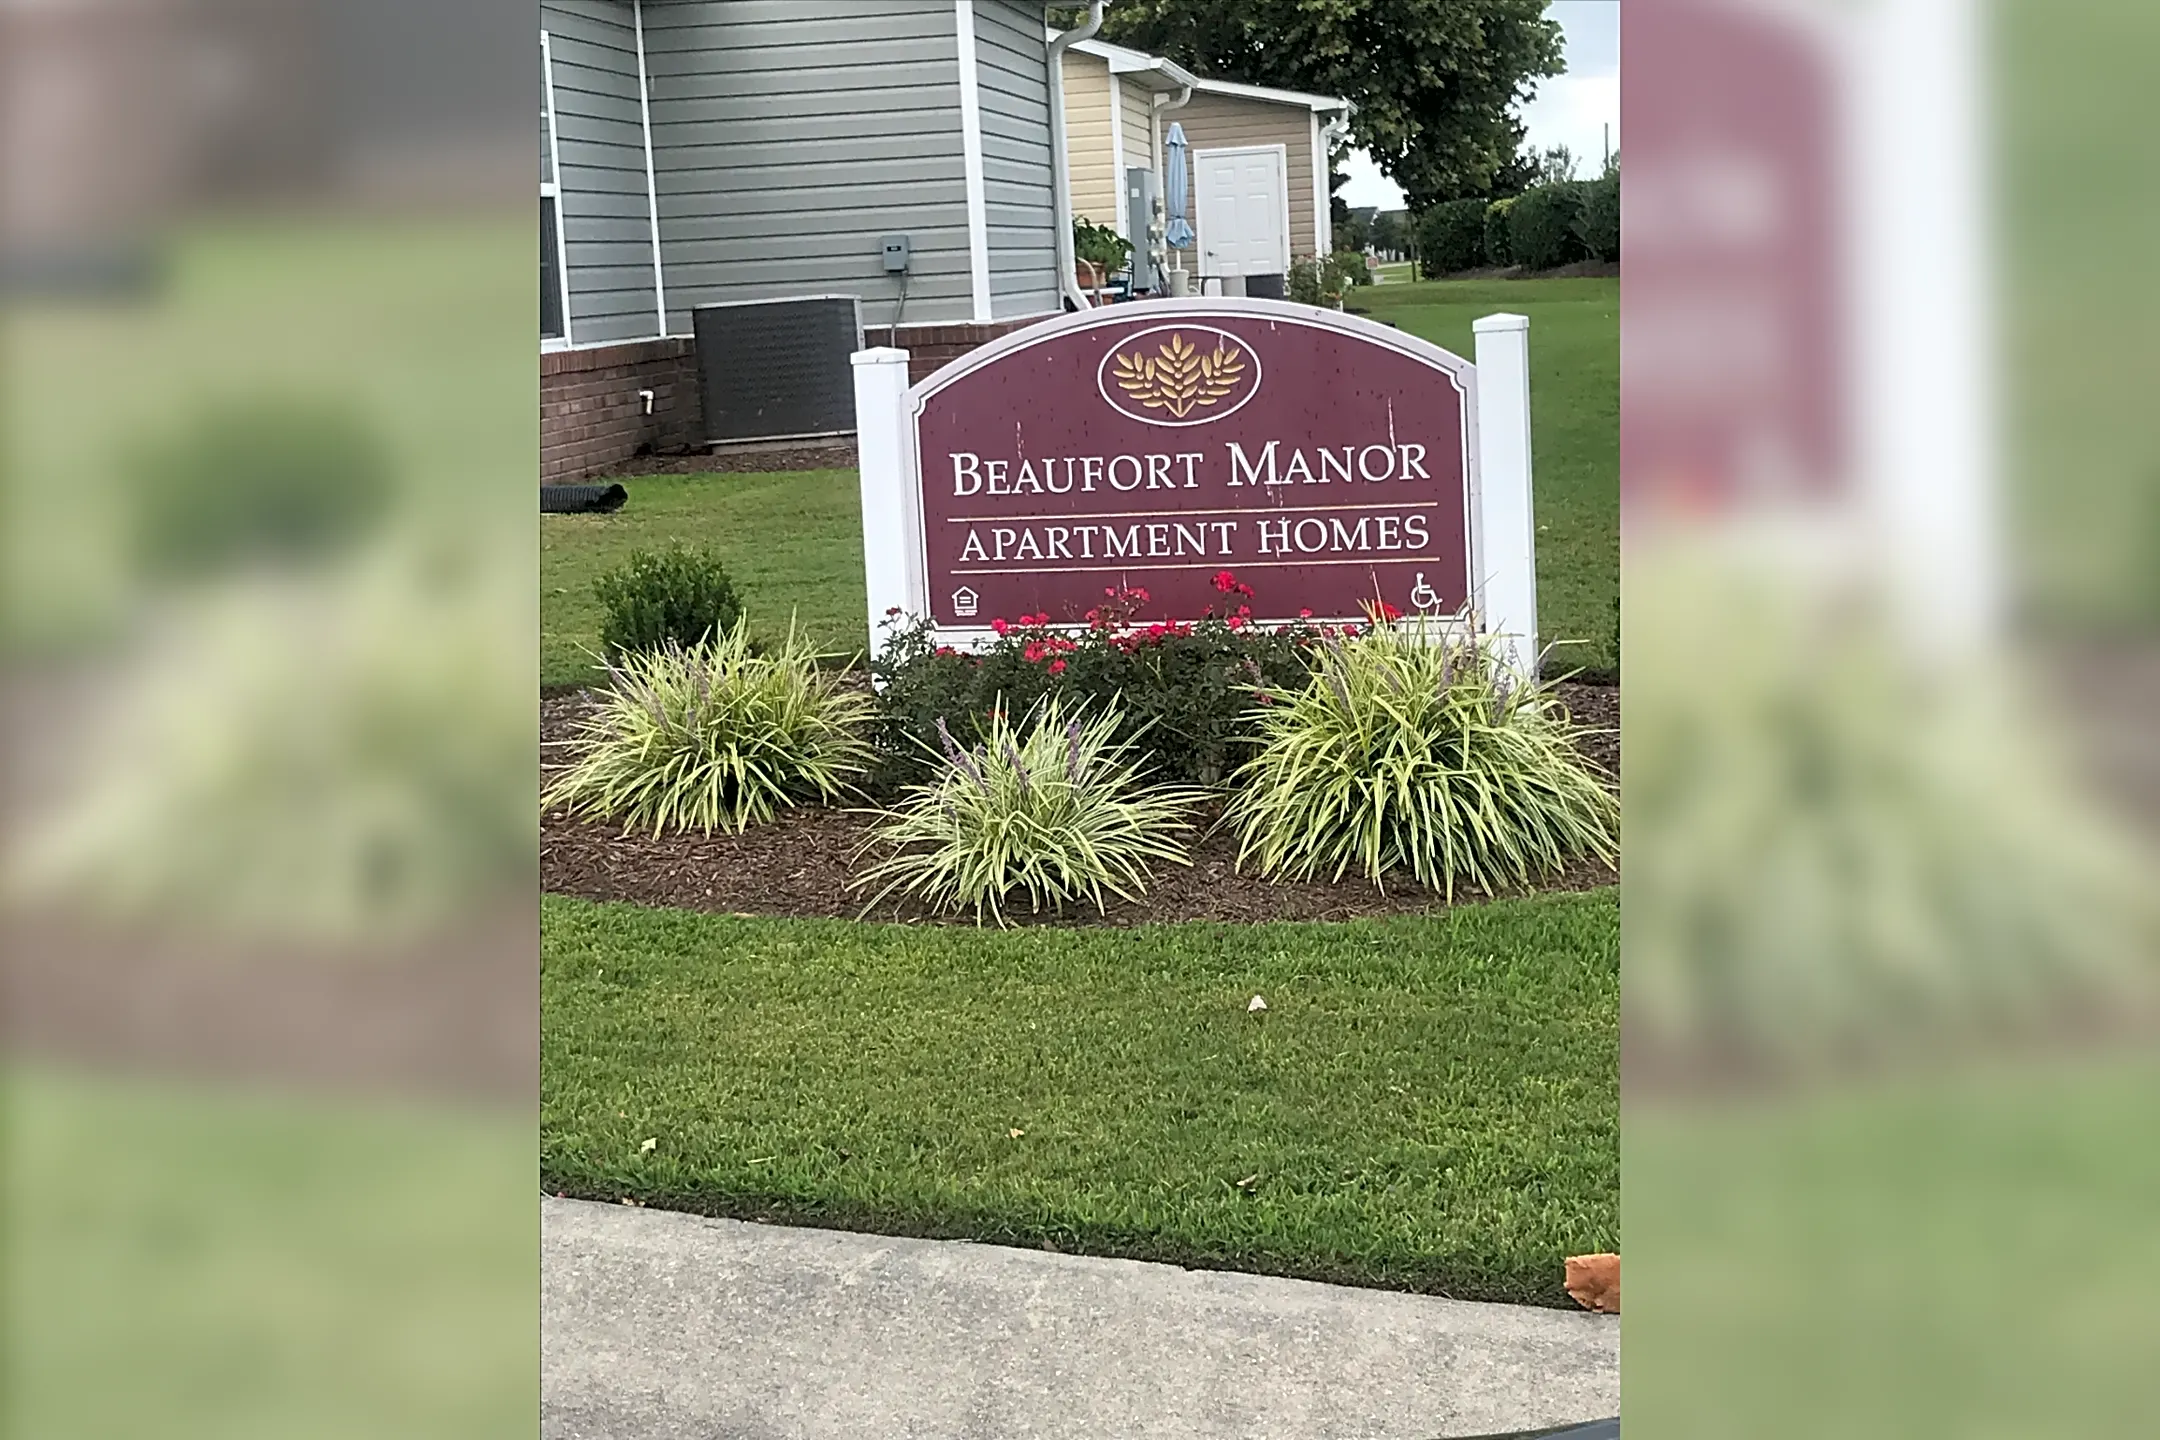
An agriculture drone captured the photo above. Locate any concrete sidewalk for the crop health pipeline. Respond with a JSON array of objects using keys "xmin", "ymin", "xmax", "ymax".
[{"xmin": 543, "ymin": 1196, "xmax": 1618, "ymax": 1439}]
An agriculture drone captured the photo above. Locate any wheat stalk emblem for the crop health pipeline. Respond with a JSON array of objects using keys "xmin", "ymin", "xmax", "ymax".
[{"xmin": 1109, "ymin": 332, "xmax": 1248, "ymax": 418}]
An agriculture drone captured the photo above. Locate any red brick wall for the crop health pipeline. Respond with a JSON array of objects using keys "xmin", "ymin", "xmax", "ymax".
[
  {"xmin": 541, "ymin": 338, "xmax": 700, "ymax": 484},
  {"xmin": 862, "ymin": 317, "xmax": 1044, "ymax": 384},
  {"xmin": 542, "ymin": 318, "xmax": 1052, "ymax": 481}
]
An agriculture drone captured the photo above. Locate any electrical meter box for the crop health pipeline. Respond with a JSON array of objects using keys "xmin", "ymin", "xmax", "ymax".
[
  {"xmin": 880, "ymin": 234, "xmax": 910, "ymax": 272},
  {"xmin": 1123, "ymin": 167, "xmax": 1162, "ymax": 292}
]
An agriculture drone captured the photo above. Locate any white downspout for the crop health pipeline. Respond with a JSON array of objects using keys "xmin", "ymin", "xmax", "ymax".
[
  {"xmin": 1151, "ymin": 77, "xmax": 1193, "ymax": 154},
  {"xmin": 1047, "ymin": 0, "xmax": 1106, "ymax": 310},
  {"xmin": 1152, "ymin": 81, "xmax": 1192, "ymax": 286}
]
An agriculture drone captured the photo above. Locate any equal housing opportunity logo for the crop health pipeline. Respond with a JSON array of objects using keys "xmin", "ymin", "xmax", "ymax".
[{"xmin": 1095, "ymin": 325, "xmax": 1261, "ymax": 426}]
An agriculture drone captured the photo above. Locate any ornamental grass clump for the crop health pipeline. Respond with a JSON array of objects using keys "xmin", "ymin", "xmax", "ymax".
[
  {"xmin": 545, "ymin": 620, "xmax": 874, "ymax": 835},
  {"xmin": 852, "ymin": 700, "xmax": 1206, "ymax": 925},
  {"xmin": 1229, "ymin": 621, "xmax": 1617, "ymax": 897}
]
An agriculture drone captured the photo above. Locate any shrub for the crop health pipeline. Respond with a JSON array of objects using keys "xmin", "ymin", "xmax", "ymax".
[
  {"xmin": 1483, "ymin": 197, "xmax": 1517, "ymax": 267},
  {"xmin": 1416, "ymin": 199, "xmax": 1488, "ymax": 276},
  {"xmin": 852, "ymin": 699, "xmax": 1205, "ymax": 924},
  {"xmin": 1507, "ymin": 182, "xmax": 1591, "ymax": 271},
  {"xmin": 871, "ymin": 577, "xmax": 1329, "ymax": 790},
  {"xmin": 1574, "ymin": 172, "xmax": 1619, "ymax": 263},
  {"xmin": 1322, "ymin": 250, "xmax": 1372, "ymax": 293},
  {"xmin": 1229, "ymin": 620, "xmax": 1618, "ymax": 897},
  {"xmin": 1286, "ymin": 255, "xmax": 1325, "ymax": 306},
  {"xmin": 545, "ymin": 620, "xmax": 874, "ymax": 835},
  {"xmin": 592, "ymin": 545, "xmax": 743, "ymax": 660},
  {"xmin": 1289, "ymin": 253, "xmax": 1369, "ymax": 306}
]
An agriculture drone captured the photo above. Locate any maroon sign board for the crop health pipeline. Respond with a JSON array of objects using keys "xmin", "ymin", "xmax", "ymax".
[{"xmin": 853, "ymin": 298, "xmax": 1536, "ymax": 657}]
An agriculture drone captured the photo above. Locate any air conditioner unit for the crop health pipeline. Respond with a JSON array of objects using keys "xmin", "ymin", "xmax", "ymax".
[{"xmin": 691, "ymin": 295, "xmax": 864, "ymax": 445}]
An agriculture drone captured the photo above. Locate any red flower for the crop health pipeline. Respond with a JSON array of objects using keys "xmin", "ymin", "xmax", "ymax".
[
  {"xmin": 885, "ymin": 606, "xmax": 903, "ymax": 617},
  {"xmin": 991, "ymin": 617, "xmax": 1009, "ymax": 636},
  {"xmin": 1048, "ymin": 659, "xmax": 1067, "ymax": 675},
  {"xmin": 1299, "ymin": 608, "xmax": 1313, "ymax": 619},
  {"xmin": 1212, "ymin": 570, "xmax": 1238, "ymax": 593},
  {"xmin": 1380, "ymin": 602, "xmax": 1403, "ymax": 622},
  {"xmin": 1226, "ymin": 613, "xmax": 1246, "ymax": 630},
  {"xmin": 1130, "ymin": 587, "xmax": 1150, "ymax": 604}
]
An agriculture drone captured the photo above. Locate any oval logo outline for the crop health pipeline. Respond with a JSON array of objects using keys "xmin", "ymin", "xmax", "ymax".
[{"xmin": 1094, "ymin": 323, "xmax": 1263, "ymax": 428}]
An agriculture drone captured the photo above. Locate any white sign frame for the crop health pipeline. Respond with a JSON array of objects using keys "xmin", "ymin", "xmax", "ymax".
[{"xmin": 852, "ymin": 299, "xmax": 1538, "ymax": 670}]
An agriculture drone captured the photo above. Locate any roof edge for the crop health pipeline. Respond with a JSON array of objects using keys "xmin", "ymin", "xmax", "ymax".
[{"xmin": 1189, "ymin": 75, "xmax": 1352, "ymax": 113}]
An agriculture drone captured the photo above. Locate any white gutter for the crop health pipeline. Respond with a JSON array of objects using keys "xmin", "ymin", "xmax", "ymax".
[
  {"xmin": 1046, "ymin": 0, "xmax": 1106, "ymax": 310},
  {"xmin": 1152, "ymin": 77, "xmax": 1193, "ymax": 132},
  {"xmin": 1189, "ymin": 75, "xmax": 1350, "ymax": 112}
]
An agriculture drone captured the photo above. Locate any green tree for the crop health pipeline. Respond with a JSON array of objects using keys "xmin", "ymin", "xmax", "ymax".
[
  {"xmin": 1370, "ymin": 209, "xmax": 1412, "ymax": 256},
  {"xmin": 1100, "ymin": 0, "xmax": 1563, "ymax": 210},
  {"xmin": 1532, "ymin": 144, "xmax": 1579, "ymax": 186},
  {"xmin": 1336, "ymin": 206, "xmax": 1375, "ymax": 253}
]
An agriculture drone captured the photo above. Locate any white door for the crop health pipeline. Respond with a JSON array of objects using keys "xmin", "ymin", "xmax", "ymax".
[{"xmin": 1194, "ymin": 146, "xmax": 1287, "ymax": 276}]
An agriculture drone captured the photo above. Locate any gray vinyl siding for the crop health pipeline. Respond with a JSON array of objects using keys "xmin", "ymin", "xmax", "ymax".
[
  {"xmin": 544, "ymin": 0, "xmax": 662, "ymax": 344},
  {"xmin": 971, "ymin": 1, "xmax": 1062, "ymax": 318},
  {"xmin": 642, "ymin": 0, "xmax": 971, "ymax": 331}
]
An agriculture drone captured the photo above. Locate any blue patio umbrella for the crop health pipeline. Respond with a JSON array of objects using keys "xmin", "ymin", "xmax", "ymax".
[{"xmin": 1163, "ymin": 121, "xmax": 1195, "ymax": 249}]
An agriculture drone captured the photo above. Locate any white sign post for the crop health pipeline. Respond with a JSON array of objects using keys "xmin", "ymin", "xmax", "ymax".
[
  {"xmin": 851, "ymin": 346, "xmax": 923, "ymax": 644},
  {"xmin": 1472, "ymin": 313, "xmax": 1539, "ymax": 669}
]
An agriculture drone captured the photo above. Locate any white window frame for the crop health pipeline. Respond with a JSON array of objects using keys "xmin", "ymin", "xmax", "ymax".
[
  {"xmin": 541, "ymin": 29, "xmax": 575, "ymax": 351},
  {"xmin": 1310, "ymin": 109, "xmax": 1333, "ymax": 256},
  {"xmin": 633, "ymin": 0, "xmax": 668, "ymax": 338},
  {"xmin": 1190, "ymin": 143, "xmax": 1292, "ymax": 276}
]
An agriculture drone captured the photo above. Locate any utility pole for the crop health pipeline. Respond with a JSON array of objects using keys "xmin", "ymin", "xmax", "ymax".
[{"xmin": 1603, "ymin": 123, "xmax": 1611, "ymax": 172}]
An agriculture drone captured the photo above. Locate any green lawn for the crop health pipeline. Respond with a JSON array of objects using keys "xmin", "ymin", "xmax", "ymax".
[
  {"xmin": 541, "ymin": 890, "xmax": 1619, "ymax": 1305},
  {"xmin": 1353, "ymin": 276, "xmax": 1619, "ymax": 678},
  {"xmin": 541, "ymin": 276, "xmax": 1617, "ymax": 687},
  {"xmin": 543, "ymin": 469, "xmax": 867, "ymax": 686}
]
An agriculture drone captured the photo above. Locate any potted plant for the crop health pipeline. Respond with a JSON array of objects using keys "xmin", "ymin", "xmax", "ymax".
[{"xmin": 1072, "ymin": 216, "xmax": 1132, "ymax": 293}]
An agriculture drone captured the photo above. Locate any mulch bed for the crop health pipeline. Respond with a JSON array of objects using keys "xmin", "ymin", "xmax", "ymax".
[
  {"xmin": 595, "ymin": 441, "xmax": 857, "ymax": 478},
  {"xmin": 542, "ymin": 681, "xmax": 1618, "ymax": 927}
]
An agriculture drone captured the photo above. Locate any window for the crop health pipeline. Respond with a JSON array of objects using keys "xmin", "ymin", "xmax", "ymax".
[
  {"xmin": 541, "ymin": 31, "xmax": 573, "ymax": 347},
  {"xmin": 542, "ymin": 195, "xmax": 565, "ymax": 341}
]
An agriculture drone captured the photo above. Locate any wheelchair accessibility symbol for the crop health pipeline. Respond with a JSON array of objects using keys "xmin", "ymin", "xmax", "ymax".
[{"xmin": 1409, "ymin": 572, "xmax": 1441, "ymax": 612}]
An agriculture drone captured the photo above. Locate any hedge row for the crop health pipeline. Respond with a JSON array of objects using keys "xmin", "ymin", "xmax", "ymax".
[{"xmin": 1415, "ymin": 174, "xmax": 1618, "ymax": 276}]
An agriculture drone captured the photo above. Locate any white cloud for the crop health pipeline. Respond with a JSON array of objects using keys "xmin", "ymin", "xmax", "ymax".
[
  {"xmin": 1521, "ymin": 72, "xmax": 1620, "ymax": 177},
  {"xmin": 1337, "ymin": 149, "xmax": 1407, "ymax": 211}
]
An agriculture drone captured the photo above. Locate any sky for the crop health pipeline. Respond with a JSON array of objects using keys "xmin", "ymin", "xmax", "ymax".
[{"xmin": 1336, "ymin": 0, "xmax": 1620, "ymax": 211}]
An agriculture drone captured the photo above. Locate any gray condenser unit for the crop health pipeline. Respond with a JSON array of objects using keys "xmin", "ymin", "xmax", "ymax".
[
  {"xmin": 1124, "ymin": 166, "xmax": 1162, "ymax": 293},
  {"xmin": 692, "ymin": 295, "xmax": 864, "ymax": 445}
]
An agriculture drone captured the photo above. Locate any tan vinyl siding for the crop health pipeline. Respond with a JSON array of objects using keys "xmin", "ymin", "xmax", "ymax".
[
  {"xmin": 1118, "ymin": 76, "xmax": 1157, "ymax": 187},
  {"xmin": 1060, "ymin": 50, "xmax": 1118, "ymax": 235},
  {"xmin": 1171, "ymin": 89, "xmax": 1322, "ymax": 263}
]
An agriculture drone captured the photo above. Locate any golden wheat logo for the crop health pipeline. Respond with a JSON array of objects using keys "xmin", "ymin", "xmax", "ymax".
[{"xmin": 1096, "ymin": 325, "xmax": 1260, "ymax": 426}]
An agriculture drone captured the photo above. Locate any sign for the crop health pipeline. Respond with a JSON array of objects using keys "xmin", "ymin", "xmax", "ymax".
[{"xmin": 853, "ymin": 298, "xmax": 1539, "ymax": 662}]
